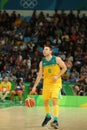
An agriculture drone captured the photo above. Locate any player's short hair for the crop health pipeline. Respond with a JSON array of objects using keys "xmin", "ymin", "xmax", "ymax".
[{"xmin": 44, "ymin": 44, "xmax": 52, "ymax": 50}]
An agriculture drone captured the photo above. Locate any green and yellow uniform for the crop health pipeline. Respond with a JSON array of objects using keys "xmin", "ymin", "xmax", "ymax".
[{"xmin": 42, "ymin": 55, "xmax": 62, "ymax": 100}]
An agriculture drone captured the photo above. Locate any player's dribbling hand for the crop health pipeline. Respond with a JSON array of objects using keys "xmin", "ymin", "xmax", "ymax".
[{"xmin": 30, "ymin": 87, "xmax": 37, "ymax": 95}]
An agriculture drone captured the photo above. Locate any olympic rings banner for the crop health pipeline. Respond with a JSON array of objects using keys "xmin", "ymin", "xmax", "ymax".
[{"xmin": 0, "ymin": 0, "xmax": 87, "ymax": 10}]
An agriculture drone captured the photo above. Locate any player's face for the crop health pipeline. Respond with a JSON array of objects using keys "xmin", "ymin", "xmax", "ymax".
[
  {"xmin": 4, "ymin": 77, "xmax": 8, "ymax": 82},
  {"xmin": 43, "ymin": 47, "xmax": 52, "ymax": 57}
]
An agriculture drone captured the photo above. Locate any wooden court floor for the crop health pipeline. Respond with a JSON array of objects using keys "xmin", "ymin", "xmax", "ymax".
[{"xmin": 0, "ymin": 106, "xmax": 87, "ymax": 130}]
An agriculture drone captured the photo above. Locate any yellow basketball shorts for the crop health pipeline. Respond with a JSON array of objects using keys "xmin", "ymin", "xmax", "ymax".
[{"xmin": 42, "ymin": 85, "xmax": 61, "ymax": 100}]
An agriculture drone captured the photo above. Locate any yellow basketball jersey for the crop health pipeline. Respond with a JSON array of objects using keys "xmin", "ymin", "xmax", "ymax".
[{"xmin": 42, "ymin": 55, "xmax": 62, "ymax": 88}]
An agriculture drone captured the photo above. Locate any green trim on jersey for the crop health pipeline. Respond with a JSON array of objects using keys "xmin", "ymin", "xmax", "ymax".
[{"xmin": 42, "ymin": 55, "xmax": 56, "ymax": 67}]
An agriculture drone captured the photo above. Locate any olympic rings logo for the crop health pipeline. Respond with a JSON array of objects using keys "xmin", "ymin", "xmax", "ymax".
[{"xmin": 20, "ymin": 0, "xmax": 38, "ymax": 9}]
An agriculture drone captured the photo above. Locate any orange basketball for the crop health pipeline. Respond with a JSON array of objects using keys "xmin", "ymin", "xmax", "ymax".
[{"xmin": 25, "ymin": 97, "xmax": 35, "ymax": 108}]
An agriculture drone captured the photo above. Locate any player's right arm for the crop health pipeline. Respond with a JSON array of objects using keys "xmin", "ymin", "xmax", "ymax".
[{"xmin": 30, "ymin": 61, "xmax": 43, "ymax": 94}]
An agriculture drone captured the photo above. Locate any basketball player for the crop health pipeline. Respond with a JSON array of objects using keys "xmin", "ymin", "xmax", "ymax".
[{"xmin": 30, "ymin": 45, "xmax": 67, "ymax": 129}]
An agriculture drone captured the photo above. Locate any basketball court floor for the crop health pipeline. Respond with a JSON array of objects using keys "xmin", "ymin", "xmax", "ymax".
[{"xmin": 0, "ymin": 106, "xmax": 87, "ymax": 130}]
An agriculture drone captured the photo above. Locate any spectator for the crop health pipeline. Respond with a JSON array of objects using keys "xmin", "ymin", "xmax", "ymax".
[
  {"xmin": 62, "ymin": 71, "xmax": 70, "ymax": 82},
  {"xmin": 61, "ymin": 31, "xmax": 70, "ymax": 42},
  {"xmin": 80, "ymin": 64, "xmax": 87, "ymax": 78},
  {"xmin": 14, "ymin": 13, "xmax": 22, "ymax": 27},
  {"xmin": 9, "ymin": 72, "xmax": 17, "ymax": 82},
  {"xmin": 73, "ymin": 75, "xmax": 85, "ymax": 96},
  {"xmin": 58, "ymin": 51, "xmax": 66, "ymax": 61},
  {"xmin": 26, "ymin": 72, "xmax": 33, "ymax": 82},
  {"xmin": 52, "ymin": 35, "xmax": 61, "ymax": 48},
  {"xmin": 65, "ymin": 58, "xmax": 73, "ymax": 74},
  {"xmin": 10, "ymin": 78, "xmax": 24, "ymax": 104},
  {"xmin": 71, "ymin": 67, "xmax": 79, "ymax": 79},
  {"xmin": 67, "ymin": 53, "xmax": 74, "ymax": 62},
  {"xmin": 68, "ymin": 73, "xmax": 78, "ymax": 83},
  {"xmin": 84, "ymin": 77, "xmax": 87, "ymax": 95},
  {"xmin": 22, "ymin": 54, "xmax": 31, "ymax": 70},
  {"xmin": 0, "ymin": 76, "xmax": 11, "ymax": 102}
]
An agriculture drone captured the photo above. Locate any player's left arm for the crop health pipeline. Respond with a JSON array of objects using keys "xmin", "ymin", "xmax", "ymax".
[{"xmin": 56, "ymin": 57, "xmax": 67, "ymax": 78}]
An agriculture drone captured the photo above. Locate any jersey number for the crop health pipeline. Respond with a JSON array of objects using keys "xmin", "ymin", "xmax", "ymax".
[{"xmin": 48, "ymin": 68, "xmax": 52, "ymax": 73}]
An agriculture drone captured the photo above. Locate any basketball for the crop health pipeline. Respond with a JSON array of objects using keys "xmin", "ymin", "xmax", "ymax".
[{"xmin": 25, "ymin": 97, "xmax": 35, "ymax": 108}]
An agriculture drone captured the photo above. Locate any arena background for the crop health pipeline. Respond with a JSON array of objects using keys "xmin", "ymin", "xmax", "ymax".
[
  {"xmin": 0, "ymin": 0, "xmax": 87, "ymax": 108},
  {"xmin": 0, "ymin": 1, "xmax": 87, "ymax": 130}
]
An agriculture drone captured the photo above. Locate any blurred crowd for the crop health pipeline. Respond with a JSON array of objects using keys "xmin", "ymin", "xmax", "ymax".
[{"xmin": 0, "ymin": 10, "xmax": 87, "ymax": 96}]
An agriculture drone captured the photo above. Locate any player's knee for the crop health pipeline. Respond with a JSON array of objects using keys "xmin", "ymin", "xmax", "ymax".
[
  {"xmin": 44, "ymin": 100, "xmax": 49, "ymax": 106},
  {"xmin": 52, "ymin": 98, "xmax": 58, "ymax": 105}
]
